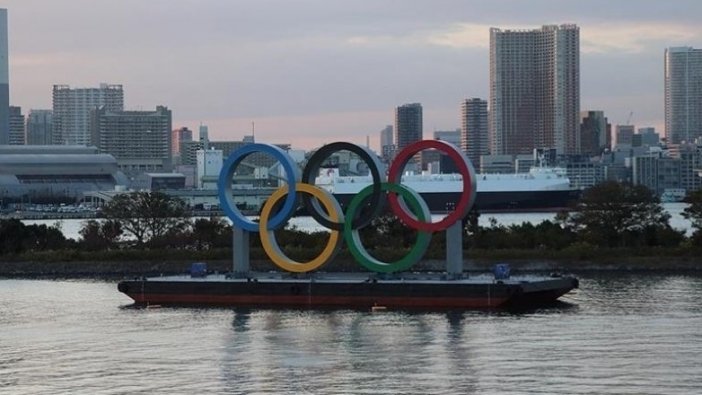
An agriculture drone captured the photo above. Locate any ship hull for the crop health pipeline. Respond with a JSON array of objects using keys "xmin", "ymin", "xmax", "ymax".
[
  {"xmin": 117, "ymin": 274, "xmax": 578, "ymax": 310},
  {"xmin": 333, "ymin": 189, "xmax": 581, "ymax": 213}
]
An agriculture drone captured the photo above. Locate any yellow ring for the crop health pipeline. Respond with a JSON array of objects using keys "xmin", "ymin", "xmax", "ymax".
[{"xmin": 259, "ymin": 183, "xmax": 343, "ymax": 273}]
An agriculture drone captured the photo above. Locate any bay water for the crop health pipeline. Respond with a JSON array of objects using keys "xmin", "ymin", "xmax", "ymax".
[{"xmin": 1, "ymin": 273, "xmax": 701, "ymax": 394}]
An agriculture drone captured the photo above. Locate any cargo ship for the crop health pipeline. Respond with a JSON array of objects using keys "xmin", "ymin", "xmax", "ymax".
[
  {"xmin": 316, "ymin": 167, "xmax": 580, "ymax": 212},
  {"xmin": 117, "ymin": 271, "xmax": 578, "ymax": 310}
]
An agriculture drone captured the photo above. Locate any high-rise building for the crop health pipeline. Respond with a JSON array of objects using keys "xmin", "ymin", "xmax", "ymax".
[
  {"xmin": 665, "ymin": 47, "xmax": 702, "ymax": 144},
  {"xmin": 8, "ymin": 106, "xmax": 24, "ymax": 145},
  {"xmin": 489, "ymin": 24, "xmax": 580, "ymax": 155},
  {"xmin": 0, "ymin": 9, "xmax": 9, "ymax": 145},
  {"xmin": 26, "ymin": 109, "xmax": 53, "ymax": 145},
  {"xmin": 90, "ymin": 105, "xmax": 172, "ymax": 174},
  {"xmin": 394, "ymin": 103, "xmax": 423, "ymax": 158},
  {"xmin": 579, "ymin": 110, "xmax": 608, "ymax": 156},
  {"xmin": 199, "ymin": 124, "xmax": 209, "ymax": 148},
  {"xmin": 460, "ymin": 98, "xmax": 489, "ymax": 166},
  {"xmin": 614, "ymin": 125, "xmax": 635, "ymax": 148},
  {"xmin": 53, "ymin": 83, "xmax": 124, "ymax": 145},
  {"xmin": 171, "ymin": 126, "xmax": 193, "ymax": 157}
]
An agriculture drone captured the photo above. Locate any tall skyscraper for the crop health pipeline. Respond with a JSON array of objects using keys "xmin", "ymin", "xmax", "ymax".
[
  {"xmin": 8, "ymin": 106, "xmax": 23, "ymax": 145},
  {"xmin": 90, "ymin": 105, "xmax": 172, "ymax": 173},
  {"xmin": 579, "ymin": 110, "xmax": 607, "ymax": 156},
  {"xmin": 489, "ymin": 24, "xmax": 580, "ymax": 155},
  {"xmin": 665, "ymin": 47, "xmax": 702, "ymax": 144},
  {"xmin": 26, "ymin": 109, "xmax": 53, "ymax": 145},
  {"xmin": 460, "ymin": 98, "xmax": 489, "ymax": 167},
  {"xmin": 0, "ymin": 9, "xmax": 9, "ymax": 145},
  {"xmin": 394, "ymin": 103, "xmax": 423, "ymax": 152},
  {"xmin": 53, "ymin": 83, "xmax": 124, "ymax": 145}
]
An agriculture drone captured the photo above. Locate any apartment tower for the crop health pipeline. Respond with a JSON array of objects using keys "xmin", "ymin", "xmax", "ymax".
[
  {"xmin": 460, "ymin": 98, "xmax": 489, "ymax": 167},
  {"xmin": 394, "ymin": 103, "xmax": 423, "ymax": 151},
  {"xmin": 53, "ymin": 83, "xmax": 124, "ymax": 145},
  {"xmin": 489, "ymin": 24, "xmax": 580, "ymax": 155},
  {"xmin": 665, "ymin": 47, "xmax": 702, "ymax": 144}
]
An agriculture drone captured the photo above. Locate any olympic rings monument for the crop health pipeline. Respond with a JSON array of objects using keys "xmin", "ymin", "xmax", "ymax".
[{"xmin": 118, "ymin": 140, "xmax": 578, "ymax": 309}]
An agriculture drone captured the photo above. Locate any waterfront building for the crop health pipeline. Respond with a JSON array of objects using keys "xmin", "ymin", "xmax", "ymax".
[
  {"xmin": 196, "ymin": 149, "xmax": 223, "ymax": 189},
  {"xmin": 565, "ymin": 161, "xmax": 604, "ymax": 189},
  {"xmin": 665, "ymin": 47, "xmax": 702, "ymax": 144},
  {"xmin": 668, "ymin": 143, "xmax": 702, "ymax": 192},
  {"xmin": 53, "ymin": 83, "xmax": 123, "ymax": 145},
  {"xmin": 133, "ymin": 173, "xmax": 186, "ymax": 191},
  {"xmin": 580, "ymin": 111, "xmax": 608, "ymax": 156},
  {"xmin": 460, "ymin": 98, "xmax": 489, "ymax": 167},
  {"xmin": 0, "ymin": 9, "xmax": 8, "ymax": 145},
  {"xmin": 26, "ymin": 110, "xmax": 53, "ymax": 145},
  {"xmin": 90, "ymin": 106, "xmax": 172, "ymax": 174},
  {"xmin": 632, "ymin": 153, "xmax": 681, "ymax": 195},
  {"xmin": 0, "ymin": 145, "xmax": 127, "ymax": 203},
  {"xmin": 490, "ymin": 24, "xmax": 580, "ymax": 155},
  {"xmin": 8, "ymin": 106, "xmax": 24, "ymax": 145}
]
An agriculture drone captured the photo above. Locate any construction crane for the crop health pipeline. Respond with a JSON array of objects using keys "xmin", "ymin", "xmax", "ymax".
[{"xmin": 626, "ymin": 111, "xmax": 634, "ymax": 125}]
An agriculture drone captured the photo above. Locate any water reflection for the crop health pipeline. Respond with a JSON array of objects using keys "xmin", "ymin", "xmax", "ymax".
[{"xmin": 2, "ymin": 274, "xmax": 702, "ymax": 394}]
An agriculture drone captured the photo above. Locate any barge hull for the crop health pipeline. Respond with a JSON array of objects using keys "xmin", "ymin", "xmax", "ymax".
[{"xmin": 118, "ymin": 275, "xmax": 578, "ymax": 310}]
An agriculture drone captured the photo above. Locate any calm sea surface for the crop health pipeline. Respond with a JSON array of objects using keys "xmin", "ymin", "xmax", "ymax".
[{"xmin": 1, "ymin": 273, "xmax": 701, "ymax": 394}]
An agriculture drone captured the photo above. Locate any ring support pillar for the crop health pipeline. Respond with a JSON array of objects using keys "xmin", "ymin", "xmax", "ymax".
[
  {"xmin": 232, "ymin": 227, "xmax": 250, "ymax": 278},
  {"xmin": 445, "ymin": 221, "xmax": 463, "ymax": 278}
]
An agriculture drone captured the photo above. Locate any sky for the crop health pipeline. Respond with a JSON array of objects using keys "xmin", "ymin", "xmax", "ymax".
[{"xmin": 1, "ymin": 0, "xmax": 701, "ymax": 151}]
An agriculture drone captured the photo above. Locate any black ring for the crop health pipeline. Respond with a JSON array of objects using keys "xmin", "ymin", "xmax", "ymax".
[{"xmin": 301, "ymin": 142, "xmax": 386, "ymax": 231}]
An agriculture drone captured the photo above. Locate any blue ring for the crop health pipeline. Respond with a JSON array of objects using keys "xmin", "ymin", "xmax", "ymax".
[{"xmin": 218, "ymin": 144, "xmax": 299, "ymax": 232}]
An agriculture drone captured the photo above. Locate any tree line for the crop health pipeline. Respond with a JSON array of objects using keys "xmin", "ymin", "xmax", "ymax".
[{"xmin": 1, "ymin": 184, "xmax": 702, "ymax": 259}]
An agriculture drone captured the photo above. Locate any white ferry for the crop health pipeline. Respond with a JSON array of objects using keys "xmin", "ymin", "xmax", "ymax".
[{"xmin": 315, "ymin": 167, "xmax": 581, "ymax": 212}]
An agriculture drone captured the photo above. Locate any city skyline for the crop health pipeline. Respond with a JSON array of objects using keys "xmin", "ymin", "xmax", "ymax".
[{"xmin": 1, "ymin": 1, "xmax": 701, "ymax": 150}]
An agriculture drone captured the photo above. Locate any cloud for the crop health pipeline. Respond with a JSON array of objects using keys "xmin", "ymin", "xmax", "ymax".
[
  {"xmin": 345, "ymin": 23, "xmax": 495, "ymax": 49},
  {"xmin": 345, "ymin": 21, "xmax": 702, "ymax": 55},
  {"xmin": 581, "ymin": 23, "xmax": 701, "ymax": 54}
]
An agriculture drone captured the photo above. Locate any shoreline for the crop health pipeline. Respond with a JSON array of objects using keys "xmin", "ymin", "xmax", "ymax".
[{"xmin": 2, "ymin": 257, "xmax": 700, "ymax": 280}]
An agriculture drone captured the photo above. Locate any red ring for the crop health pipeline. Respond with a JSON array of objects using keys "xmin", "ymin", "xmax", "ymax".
[{"xmin": 387, "ymin": 140, "xmax": 476, "ymax": 232}]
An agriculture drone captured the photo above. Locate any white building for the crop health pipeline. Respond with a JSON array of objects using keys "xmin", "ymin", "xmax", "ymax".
[
  {"xmin": 196, "ymin": 149, "xmax": 223, "ymax": 189},
  {"xmin": 53, "ymin": 83, "xmax": 123, "ymax": 145}
]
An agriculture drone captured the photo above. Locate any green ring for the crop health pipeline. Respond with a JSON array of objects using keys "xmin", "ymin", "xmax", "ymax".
[{"xmin": 343, "ymin": 183, "xmax": 432, "ymax": 273}]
